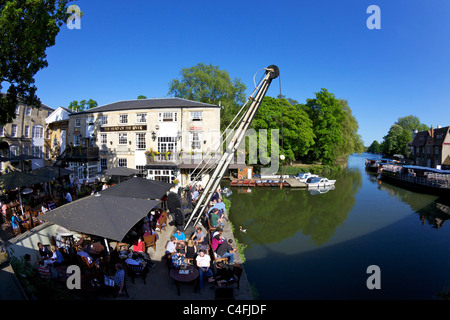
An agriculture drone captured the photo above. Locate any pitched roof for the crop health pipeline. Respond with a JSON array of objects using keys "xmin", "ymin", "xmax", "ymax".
[
  {"xmin": 72, "ymin": 97, "xmax": 219, "ymax": 115},
  {"xmin": 411, "ymin": 126, "xmax": 450, "ymax": 147}
]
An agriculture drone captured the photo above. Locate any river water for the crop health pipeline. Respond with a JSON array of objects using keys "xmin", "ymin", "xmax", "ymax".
[{"xmin": 228, "ymin": 153, "xmax": 450, "ymax": 299}]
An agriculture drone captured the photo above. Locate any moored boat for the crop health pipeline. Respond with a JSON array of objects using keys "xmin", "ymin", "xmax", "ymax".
[{"xmin": 306, "ymin": 177, "xmax": 336, "ymax": 189}]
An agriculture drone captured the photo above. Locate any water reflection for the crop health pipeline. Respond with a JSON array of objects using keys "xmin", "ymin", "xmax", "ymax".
[
  {"xmin": 364, "ymin": 168, "xmax": 449, "ymax": 229},
  {"xmin": 229, "ymin": 167, "xmax": 362, "ymax": 247}
]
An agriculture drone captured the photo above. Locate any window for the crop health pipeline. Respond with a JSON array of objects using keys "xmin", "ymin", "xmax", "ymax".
[
  {"xmin": 46, "ymin": 147, "xmax": 51, "ymax": 159},
  {"xmin": 26, "ymin": 107, "xmax": 32, "ymax": 116},
  {"xmin": 86, "ymin": 116, "xmax": 94, "ymax": 125},
  {"xmin": 190, "ymin": 131, "xmax": 201, "ymax": 150},
  {"xmin": 135, "ymin": 165, "xmax": 147, "ymax": 177},
  {"xmin": 100, "ymin": 115, "xmax": 108, "ymax": 125},
  {"xmin": 75, "ymin": 118, "xmax": 81, "ymax": 127},
  {"xmin": 157, "ymin": 136, "xmax": 177, "ymax": 155},
  {"xmin": 10, "ymin": 146, "xmax": 19, "ymax": 157},
  {"xmin": 101, "ymin": 158, "xmax": 107, "ymax": 171},
  {"xmin": 118, "ymin": 133, "xmax": 127, "ymax": 145},
  {"xmin": 100, "ymin": 133, "xmax": 107, "ymax": 145},
  {"xmin": 74, "ymin": 135, "xmax": 80, "ymax": 146},
  {"xmin": 24, "ymin": 146, "xmax": 29, "ymax": 155},
  {"xmin": 0, "ymin": 126, "xmax": 3, "ymax": 137},
  {"xmin": 32, "ymin": 125, "xmax": 43, "ymax": 138},
  {"xmin": 136, "ymin": 133, "xmax": 146, "ymax": 150},
  {"xmin": 118, "ymin": 158, "xmax": 127, "ymax": 167},
  {"xmin": 24, "ymin": 126, "xmax": 30, "ymax": 138},
  {"xmin": 32, "ymin": 146, "xmax": 43, "ymax": 158},
  {"xmin": 136, "ymin": 113, "xmax": 147, "ymax": 123},
  {"xmin": 46, "ymin": 129, "xmax": 50, "ymax": 139},
  {"xmin": 11, "ymin": 124, "xmax": 17, "ymax": 137},
  {"xmin": 158, "ymin": 112, "xmax": 177, "ymax": 122},
  {"xmin": 15, "ymin": 106, "xmax": 20, "ymax": 114},
  {"xmin": 119, "ymin": 114, "xmax": 128, "ymax": 124},
  {"xmin": 190, "ymin": 111, "xmax": 203, "ymax": 122}
]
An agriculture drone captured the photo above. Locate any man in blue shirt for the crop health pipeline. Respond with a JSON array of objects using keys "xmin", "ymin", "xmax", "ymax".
[
  {"xmin": 174, "ymin": 229, "xmax": 186, "ymax": 244},
  {"xmin": 208, "ymin": 198, "xmax": 227, "ymax": 220}
]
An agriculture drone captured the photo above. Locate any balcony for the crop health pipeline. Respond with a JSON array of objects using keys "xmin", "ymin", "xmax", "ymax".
[{"xmin": 145, "ymin": 151, "xmax": 246, "ymax": 169}]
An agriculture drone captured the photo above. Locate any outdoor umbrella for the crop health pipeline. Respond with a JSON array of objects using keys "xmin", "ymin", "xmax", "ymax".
[
  {"xmin": 39, "ymin": 193, "xmax": 160, "ymax": 241},
  {"xmin": 104, "ymin": 167, "xmax": 140, "ymax": 177},
  {"xmin": 0, "ymin": 171, "xmax": 43, "ymax": 190},
  {"xmin": 100, "ymin": 176, "xmax": 173, "ymax": 200},
  {"xmin": 30, "ymin": 166, "xmax": 74, "ymax": 183},
  {"xmin": 9, "ymin": 154, "xmax": 39, "ymax": 171},
  {"xmin": 84, "ymin": 242, "xmax": 105, "ymax": 256}
]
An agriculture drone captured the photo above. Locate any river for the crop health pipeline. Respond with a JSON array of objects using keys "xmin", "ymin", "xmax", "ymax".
[{"xmin": 227, "ymin": 153, "xmax": 450, "ymax": 299}]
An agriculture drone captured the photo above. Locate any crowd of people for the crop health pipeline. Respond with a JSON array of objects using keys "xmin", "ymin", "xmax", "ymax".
[{"xmin": 164, "ymin": 186, "xmax": 239, "ymax": 293}]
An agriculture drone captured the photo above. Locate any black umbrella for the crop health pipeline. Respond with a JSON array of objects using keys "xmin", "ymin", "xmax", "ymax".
[
  {"xmin": 9, "ymin": 154, "xmax": 39, "ymax": 161},
  {"xmin": 100, "ymin": 176, "xmax": 173, "ymax": 200},
  {"xmin": 40, "ymin": 193, "xmax": 160, "ymax": 241},
  {"xmin": 104, "ymin": 167, "xmax": 140, "ymax": 177}
]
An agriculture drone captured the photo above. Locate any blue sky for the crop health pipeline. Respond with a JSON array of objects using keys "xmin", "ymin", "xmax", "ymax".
[{"xmin": 32, "ymin": 0, "xmax": 450, "ymax": 146}]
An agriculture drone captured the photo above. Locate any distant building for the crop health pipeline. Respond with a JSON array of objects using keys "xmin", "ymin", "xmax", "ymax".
[
  {"xmin": 410, "ymin": 126, "xmax": 450, "ymax": 169},
  {"xmin": 45, "ymin": 106, "xmax": 73, "ymax": 163},
  {"xmin": 0, "ymin": 94, "xmax": 54, "ymax": 172}
]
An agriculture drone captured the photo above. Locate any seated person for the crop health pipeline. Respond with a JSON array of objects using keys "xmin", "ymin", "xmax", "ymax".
[
  {"xmin": 211, "ymin": 233, "xmax": 224, "ymax": 252},
  {"xmin": 208, "ymin": 262, "xmax": 236, "ymax": 288},
  {"xmin": 171, "ymin": 249, "xmax": 187, "ymax": 269},
  {"xmin": 165, "ymin": 236, "xmax": 177, "ymax": 255},
  {"xmin": 191, "ymin": 226, "xmax": 208, "ymax": 250},
  {"xmin": 37, "ymin": 260, "xmax": 52, "ymax": 279},
  {"xmin": 174, "ymin": 229, "xmax": 186, "ymax": 244},
  {"xmin": 216, "ymin": 239, "xmax": 237, "ymax": 264},
  {"xmin": 37, "ymin": 242, "xmax": 51, "ymax": 259},
  {"xmin": 50, "ymin": 245, "xmax": 65, "ymax": 266},
  {"xmin": 185, "ymin": 239, "xmax": 197, "ymax": 259},
  {"xmin": 107, "ymin": 263, "xmax": 126, "ymax": 296},
  {"xmin": 195, "ymin": 249, "xmax": 213, "ymax": 293},
  {"xmin": 131, "ymin": 237, "xmax": 145, "ymax": 253},
  {"xmin": 210, "ymin": 209, "xmax": 224, "ymax": 229}
]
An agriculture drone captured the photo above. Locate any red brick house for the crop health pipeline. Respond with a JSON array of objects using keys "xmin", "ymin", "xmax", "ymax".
[{"xmin": 411, "ymin": 126, "xmax": 450, "ymax": 169}]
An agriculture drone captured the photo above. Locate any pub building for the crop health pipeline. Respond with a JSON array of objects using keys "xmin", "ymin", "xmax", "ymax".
[{"xmin": 60, "ymin": 97, "xmax": 232, "ymax": 186}]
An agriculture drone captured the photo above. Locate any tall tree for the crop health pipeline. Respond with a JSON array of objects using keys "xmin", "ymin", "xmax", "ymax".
[
  {"xmin": 338, "ymin": 99, "xmax": 365, "ymax": 155},
  {"xmin": 168, "ymin": 63, "xmax": 247, "ymax": 131},
  {"xmin": 382, "ymin": 124, "xmax": 411, "ymax": 156},
  {"xmin": 303, "ymin": 89, "xmax": 346, "ymax": 165},
  {"xmin": 367, "ymin": 140, "xmax": 381, "ymax": 154},
  {"xmin": 0, "ymin": 0, "xmax": 71, "ymax": 124},
  {"xmin": 251, "ymin": 96, "xmax": 315, "ymax": 161},
  {"xmin": 137, "ymin": 95, "xmax": 147, "ymax": 99}
]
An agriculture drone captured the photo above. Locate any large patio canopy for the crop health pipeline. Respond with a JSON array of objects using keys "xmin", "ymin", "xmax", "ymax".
[
  {"xmin": 40, "ymin": 193, "xmax": 160, "ymax": 241},
  {"xmin": 100, "ymin": 176, "xmax": 173, "ymax": 200}
]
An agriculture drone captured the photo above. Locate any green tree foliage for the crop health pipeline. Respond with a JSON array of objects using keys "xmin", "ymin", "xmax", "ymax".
[
  {"xmin": 303, "ymin": 89, "xmax": 346, "ymax": 164},
  {"xmin": 338, "ymin": 99, "xmax": 365, "ymax": 155},
  {"xmin": 0, "ymin": 0, "xmax": 71, "ymax": 124},
  {"xmin": 68, "ymin": 99, "xmax": 98, "ymax": 112},
  {"xmin": 382, "ymin": 124, "xmax": 411, "ymax": 156},
  {"xmin": 251, "ymin": 96, "xmax": 315, "ymax": 161},
  {"xmin": 167, "ymin": 63, "xmax": 246, "ymax": 131},
  {"xmin": 367, "ymin": 140, "xmax": 381, "ymax": 154},
  {"xmin": 380, "ymin": 115, "xmax": 429, "ymax": 157},
  {"xmin": 137, "ymin": 95, "xmax": 147, "ymax": 99}
]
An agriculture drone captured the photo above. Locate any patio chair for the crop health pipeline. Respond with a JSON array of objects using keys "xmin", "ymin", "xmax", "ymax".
[
  {"xmin": 126, "ymin": 263, "xmax": 148, "ymax": 284},
  {"xmin": 143, "ymin": 234, "xmax": 156, "ymax": 251}
]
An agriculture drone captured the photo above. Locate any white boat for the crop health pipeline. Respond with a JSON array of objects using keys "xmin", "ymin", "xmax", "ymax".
[
  {"xmin": 295, "ymin": 172, "xmax": 319, "ymax": 183},
  {"xmin": 308, "ymin": 185, "xmax": 335, "ymax": 195},
  {"xmin": 306, "ymin": 177, "xmax": 336, "ymax": 189}
]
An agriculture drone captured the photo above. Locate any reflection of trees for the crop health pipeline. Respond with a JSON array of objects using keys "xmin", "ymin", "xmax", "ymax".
[
  {"xmin": 374, "ymin": 179, "xmax": 449, "ymax": 229},
  {"xmin": 229, "ymin": 168, "xmax": 362, "ymax": 247}
]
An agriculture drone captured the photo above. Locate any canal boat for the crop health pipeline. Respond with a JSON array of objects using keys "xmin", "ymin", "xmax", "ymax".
[{"xmin": 306, "ymin": 177, "xmax": 336, "ymax": 189}]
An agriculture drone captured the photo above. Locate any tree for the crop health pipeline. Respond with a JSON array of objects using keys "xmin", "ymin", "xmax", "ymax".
[
  {"xmin": 337, "ymin": 99, "xmax": 365, "ymax": 155},
  {"xmin": 251, "ymin": 96, "xmax": 315, "ymax": 161},
  {"xmin": 68, "ymin": 99, "xmax": 98, "ymax": 112},
  {"xmin": 168, "ymin": 63, "xmax": 247, "ymax": 131},
  {"xmin": 396, "ymin": 115, "xmax": 429, "ymax": 134},
  {"xmin": 367, "ymin": 140, "xmax": 381, "ymax": 154},
  {"xmin": 382, "ymin": 124, "xmax": 411, "ymax": 156},
  {"xmin": 303, "ymin": 89, "xmax": 346, "ymax": 164},
  {"xmin": 137, "ymin": 95, "xmax": 147, "ymax": 99},
  {"xmin": 0, "ymin": 0, "xmax": 71, "ymax": 124}
]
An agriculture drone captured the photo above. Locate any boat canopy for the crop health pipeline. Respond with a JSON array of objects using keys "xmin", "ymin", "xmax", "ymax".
[{"xmin": 402, "ymin": 165, "xmax": 450, "ymax": 174}]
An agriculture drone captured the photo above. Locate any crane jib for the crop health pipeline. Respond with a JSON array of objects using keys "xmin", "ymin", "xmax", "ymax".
[{"xmin": 183, "ymin": 65, "xmax": 280, "ymax": 230}]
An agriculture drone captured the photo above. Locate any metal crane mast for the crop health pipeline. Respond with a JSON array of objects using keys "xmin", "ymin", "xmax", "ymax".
[{"xmin": 184, "ymin": 65, "xmax": 280, "ymax": 230}]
